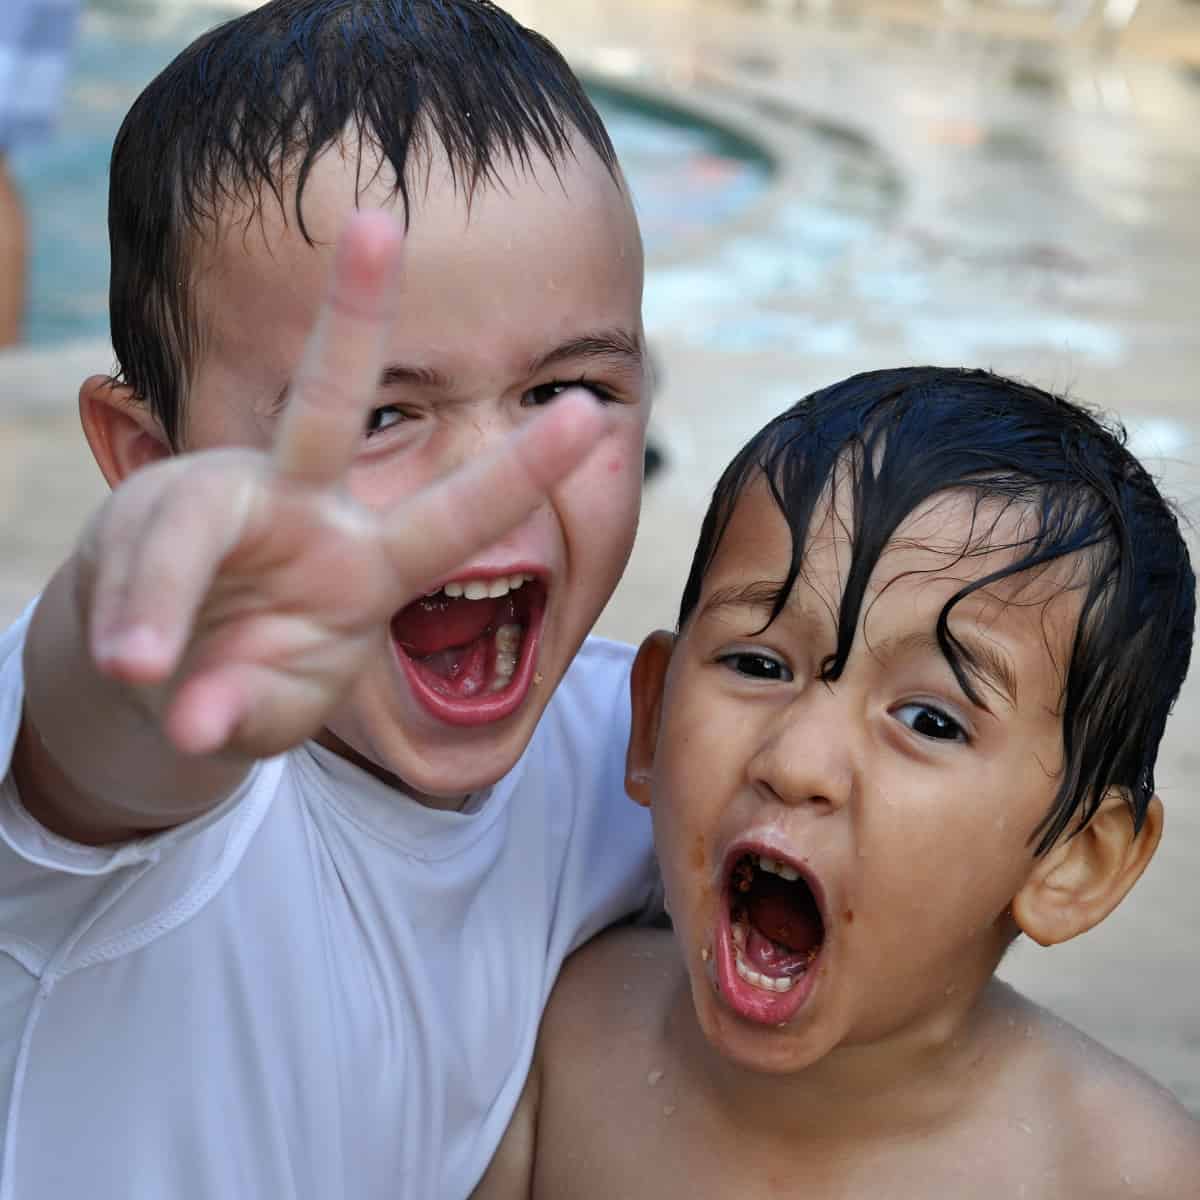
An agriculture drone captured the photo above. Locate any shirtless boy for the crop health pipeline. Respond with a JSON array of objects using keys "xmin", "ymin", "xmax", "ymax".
[
  {"xmin": 480, "ymin": 366, "xmax": 1200, "ymax": 1198},
  {"xmin": 0, "ymin": 2, "xmax": 658, "ymax": 1195}
]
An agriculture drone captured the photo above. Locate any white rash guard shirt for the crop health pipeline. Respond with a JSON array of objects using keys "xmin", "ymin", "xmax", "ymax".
[{"xmin": 0, "ymin": 607, "xmax": 659, "ymax": 1198}]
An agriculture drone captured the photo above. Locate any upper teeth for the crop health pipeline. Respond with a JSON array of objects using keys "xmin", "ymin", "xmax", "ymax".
[
  {"xmin": 441, "ymin": 574, "xmax": 533, "ymax": 600},
  {"xmin": 758, "ymin": 855, "xmax": 800, "ymax": 882}
]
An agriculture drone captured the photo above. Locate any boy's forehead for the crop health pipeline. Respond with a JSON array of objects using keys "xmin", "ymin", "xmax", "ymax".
[
  {"xmin": 191, "ymin": 128, "xmax": 644, "ymax": 375},
  {"xmin": 198, "ymin": 127, "xmax": 638, "ymax": 270},
  {"xmin": 699, "ymin": 480, "xmax": 1083, "ymax": 665}
]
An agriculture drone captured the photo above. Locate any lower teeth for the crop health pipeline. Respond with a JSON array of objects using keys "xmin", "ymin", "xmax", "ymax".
[
  {"xmin": 731, "ymin": 919, "xmax": 813, "ymax": 994},
  {"xmin": 490, "ymin": 624, "xmax": 522, "ymax": 692},
  {"xmin": 734, "ymin": 949, "xmax": 797, "ymax": 993}
]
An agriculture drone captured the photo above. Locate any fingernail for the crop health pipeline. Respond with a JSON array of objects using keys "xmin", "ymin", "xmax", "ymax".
[{"xmin": 95, "ymin": 625, "xmax": 166, "ymax": 670}]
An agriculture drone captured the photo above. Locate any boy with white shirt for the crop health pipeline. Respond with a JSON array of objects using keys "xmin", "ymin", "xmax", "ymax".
[{"xmin": 0, "ymin": 1, "xmax": 657, "ymax": 1195}]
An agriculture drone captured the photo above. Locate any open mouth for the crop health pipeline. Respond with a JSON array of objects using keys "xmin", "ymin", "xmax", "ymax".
[
  {"xmin": 716, "ymin": 849, "xmax": 827, "ymax": 1025},
  {"xmin": 390, "ymin": 572, "xmax": 546, "ymax": 727}
]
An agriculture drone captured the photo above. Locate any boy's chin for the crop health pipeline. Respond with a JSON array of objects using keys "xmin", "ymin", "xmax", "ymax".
[
  {"xmin": 316, "ymin": 716, "xmax": 539, "ymax": 810},
  {"xmin": 689, "ymin": 976, "xmax": 841, "ymax": 1078}
]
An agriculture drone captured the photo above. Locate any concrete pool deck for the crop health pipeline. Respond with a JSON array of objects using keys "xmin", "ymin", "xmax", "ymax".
[{"xmin": 1, "ymin": 0, "xmax": 1198, "ymax": 1112}]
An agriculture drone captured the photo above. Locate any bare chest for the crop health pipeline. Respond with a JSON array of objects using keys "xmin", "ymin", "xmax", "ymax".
[{"xmin": 535, "ymin": 1101, "xmax": 1080, "ymax": 1200}]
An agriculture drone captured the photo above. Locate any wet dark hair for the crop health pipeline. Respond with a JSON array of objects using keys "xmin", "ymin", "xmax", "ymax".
[
  {"xmin": 679, "ymin": 366, "xmax": 1195, "ymax": 854},
  {"xmin": 108, "ymin": 0, "xmax": 619, "ymax": 447}
]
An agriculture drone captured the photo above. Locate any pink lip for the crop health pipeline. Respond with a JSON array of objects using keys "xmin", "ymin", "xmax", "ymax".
[
  {"xmin": 393, "ymin": 566, "xmax": 548, "ymax": 729},
  {"xmin": 714, "ymin": 839, "xmax": 829, "ymax": 1027}
]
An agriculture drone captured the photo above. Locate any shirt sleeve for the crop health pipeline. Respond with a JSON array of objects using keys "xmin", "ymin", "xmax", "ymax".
[
  {"xmin": 0, "ymin": 603, "xmax": 276, "ymax": 988},
  {"xmin": 0, "ymin": 602, "xmax": 261, "ymax": 877},
  {"xmin": 539, "ymin": 639, "xmax": 664, "ymax": 960}
]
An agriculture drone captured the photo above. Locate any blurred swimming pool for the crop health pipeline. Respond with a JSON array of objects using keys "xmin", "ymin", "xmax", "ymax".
[{"xmin": 11, "ymin": 0, "xmax": 773, "ymax": 345}]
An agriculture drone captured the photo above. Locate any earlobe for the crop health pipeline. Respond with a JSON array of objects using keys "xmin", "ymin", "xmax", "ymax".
[
  {"xmin": 1011, "ymin": 790, "xmax": 1163, "ymax": 947},
  {"xmin": 79, "ymin": 374, "xmax": 171, "ymax": 488},
  {"xmin": 625, "ymin": 630, "xmax": 675, "ymax": 808}
]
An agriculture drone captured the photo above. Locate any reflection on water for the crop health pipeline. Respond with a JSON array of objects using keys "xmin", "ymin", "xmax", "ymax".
[{"xmin": 14, "ymin": 0, "xmax": 772, "ymax": 345}]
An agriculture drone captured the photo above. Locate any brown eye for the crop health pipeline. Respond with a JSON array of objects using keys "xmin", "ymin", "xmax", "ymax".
[
  {"xmin": 365, "ymin": 406, "xmax": 406, "ymax": 436},
  {"xmin": 893, "ymin": 703, "xmax": 966, "ymax": 743},
  {"xmin": 719, "ymin": 652, "xmax": 792, "ymax": 682},
  {"xmin": 522, "ymin": 379, "xmax": 616, "ymax": 407}
]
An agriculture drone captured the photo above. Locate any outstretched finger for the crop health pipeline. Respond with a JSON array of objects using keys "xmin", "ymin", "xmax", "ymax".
[
  {"xmin": 90, "ymin": 460, "xmax": 255, "ymax": 682},
  {"xmin": 382, "ymin": 393, "xmax": 613, "ymax": 595},
  {"xmin": 272, "ymin": 209, "xmax": 403, "ymax": 487}
]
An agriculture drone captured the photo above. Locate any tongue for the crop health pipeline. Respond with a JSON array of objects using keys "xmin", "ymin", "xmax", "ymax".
[
  {"xmin": 744, "ymin": 924, "xmax": 813, "ymax": 976},
  {"xmin": 746, "ymin": 874, "xmax": 823, "ymax": 955},
  {"xmin": 393, "ymin": 594, "xmax": 501, "ymax": 657}
]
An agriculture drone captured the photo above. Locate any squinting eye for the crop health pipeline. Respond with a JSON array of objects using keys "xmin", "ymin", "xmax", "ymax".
[
  {"xmin": 365, "ymin": 406, "xmax": 406, "ymax": 437},
  {"xmin": 893, "ymin": 703, "xmax": 967, "ymax": 743},
  {"xmin": 522, "ymin": 379, "xmax": 617, "ymax": 407},
  {"xmin": 718, "ymin": 652, "xmax": 793, "ymax": 682}
]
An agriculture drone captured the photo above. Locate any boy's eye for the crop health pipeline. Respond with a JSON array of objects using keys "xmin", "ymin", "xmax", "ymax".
[
  {"xmin": 718, "ymin": 652, "xmax": 793, "ymax": 682},
  {"xmin": 522, "ymin": 378, "xmax": 617, "ymax": 407},
  {"xmin": 365, "ymin": 406, "xmax": 408, "ymax": 437},
  {"xmin": 893, "ymin": 703, "xmax": 967, "ymax": 743}
]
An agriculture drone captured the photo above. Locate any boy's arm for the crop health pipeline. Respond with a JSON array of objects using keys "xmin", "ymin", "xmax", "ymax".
[{"xmin": 10, "ymin": 212, "xmax": 611, "ymax": 845}]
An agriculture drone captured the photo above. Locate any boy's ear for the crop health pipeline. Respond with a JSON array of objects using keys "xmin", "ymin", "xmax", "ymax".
[
  {"xmin": 79, "ymin": 375, "xmax": 172, "ymax": 487},
  {"xmin": 1011, "ymin": 789, "xmax": 1163, "ymax": 947},
  {"xmin": 625, "ymin": 630, "xmax": 675, "ymax": 808}
]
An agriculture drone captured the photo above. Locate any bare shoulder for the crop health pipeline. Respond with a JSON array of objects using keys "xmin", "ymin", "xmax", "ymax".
[
  {"xmin": 1007, "ymin": 991, "xmax": 1200, "ymax": 1197},
  {"xmin": 477, "ymin": 931, "xmax": 678, "ymax": 1200},
  {"xmin": 540, "ymin": 925, "xmax": 678, "ymax": 1053},
  {"xmin": 530, "ymin": 927, "xmax": 683, "ymax": 1197}
]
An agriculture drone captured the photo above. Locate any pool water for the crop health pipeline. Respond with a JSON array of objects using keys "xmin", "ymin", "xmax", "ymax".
[{"xmin": 11, "ymin": 0, "xmax": 772, "ymax": 345}]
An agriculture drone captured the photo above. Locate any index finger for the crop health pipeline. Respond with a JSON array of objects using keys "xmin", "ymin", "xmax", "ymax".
[
  {"xmin": 382, "ymin": 393, "xmax": 615, "ymax": 595},
  {"xmin": 272, "ymin": 210, "xmax": 403, "ymax": 486}
]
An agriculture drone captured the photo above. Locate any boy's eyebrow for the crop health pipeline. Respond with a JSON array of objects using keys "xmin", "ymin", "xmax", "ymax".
[
  {"xmin": 698, "ymin": 587, "xmax": 1019, "ymax": 709},
  {"xmin": 875, "ymin": 631, "xmax": 1019, "ymax": 709},
  {"xmin": 273, "ymin": 362, "xmax": 446, "ymax": 412},
  {"xmin": 526, "ymin": 328, "xmax": 644, "ymax": 376},
  {"xmin": 698, "ymin": 580, "xmax": 787, "ymax": 620},
  {"xmin": 271, "ymin": 329, "xmax": 642, "ymax": 413}
]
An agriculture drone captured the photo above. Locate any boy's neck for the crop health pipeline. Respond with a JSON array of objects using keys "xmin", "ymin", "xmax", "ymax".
[
  {"xmin": 668, "ymin": 972, "xmax": 1028, "ymax": 1147},
  {"xmin": 315, "ymin": 727, "xmax": 472, "ymax": 811}
]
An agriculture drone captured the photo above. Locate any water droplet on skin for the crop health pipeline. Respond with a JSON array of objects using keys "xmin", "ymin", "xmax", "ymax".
[
  {"xmin": 662, "ymin": 1105, "xmax": 677, "ymax": 1117},
  {"xmin": 701, "ymin": 946, "xmax": 711, "ymax": 963},
  {"xmin": 533, "ymin": 672, "xmax": 544, "ymax": 685},
  {"xmin": 1015, "ymin": 1119, "xmax": 1033, "ymax": 1135},
  {"xmin": 647, "ymin": 1070, "xmax": 664, "ymax": 1087}
]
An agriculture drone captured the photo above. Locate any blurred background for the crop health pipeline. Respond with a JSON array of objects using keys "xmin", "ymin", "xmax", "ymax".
[{"xmin": 0, "ymin": 0, "xmax": 1197, "ymax": 1112}]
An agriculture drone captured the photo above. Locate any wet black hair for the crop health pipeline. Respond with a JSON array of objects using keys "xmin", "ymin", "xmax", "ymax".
[
  {"xmin": 679, "ymin": 366, "xmax": 1195, "ymax": 854},
  {"xmin": 107, "ymin": 0, "xmax": 619, "ymax": 447}
]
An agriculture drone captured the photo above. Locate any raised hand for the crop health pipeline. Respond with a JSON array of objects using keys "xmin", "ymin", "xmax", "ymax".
[{"xmin": 77, "ymin": 211, "xmax": 609, "ymax": 760}]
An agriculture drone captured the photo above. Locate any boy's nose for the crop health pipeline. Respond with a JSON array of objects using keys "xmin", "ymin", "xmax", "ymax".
[
  {"xmin": 747, "ymin": 687, "xmax": 857, "ymax": 814},
  {"xmin": 437, "ymin": 404, "xmax": 525, "ymax": 475}
]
